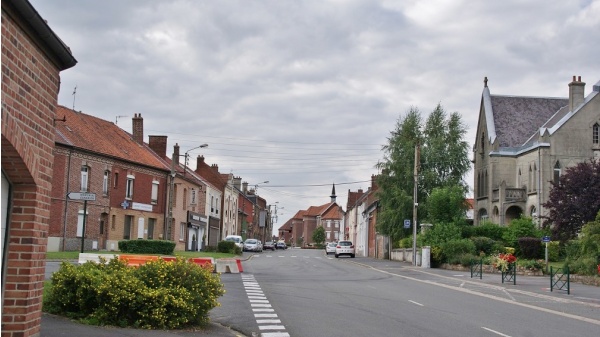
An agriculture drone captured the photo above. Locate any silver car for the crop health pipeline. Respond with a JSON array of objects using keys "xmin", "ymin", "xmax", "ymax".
[
  {"xmin": 325, "ymin": 242, "xmax": 337, "ymax": 255},
  {"xmin": 243, "ymin": 238, "xmax": 262, "ymax": 252}
]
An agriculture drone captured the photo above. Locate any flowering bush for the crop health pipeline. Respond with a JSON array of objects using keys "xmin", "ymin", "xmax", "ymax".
[
  {"xmin": 44, "ymin": 257, "xmax": 224, "ymax": 329},
  {"xmin": 492, "ymin": 253, "xmax": 517, "ymax": 272}
]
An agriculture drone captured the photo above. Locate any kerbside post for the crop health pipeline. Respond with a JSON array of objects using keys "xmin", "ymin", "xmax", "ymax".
[{"xmin": 67, "ymin": 192, "xmax": 96, "ymax": 253}]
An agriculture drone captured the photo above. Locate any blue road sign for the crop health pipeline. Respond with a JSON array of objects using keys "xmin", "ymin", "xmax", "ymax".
[
  {"xmin": 542, "ymin": 236, "xmax": 551, "ymax": 243},
  {"xmin": 404, "ymin": 219, "xmax": 411, "ymax": 229}
]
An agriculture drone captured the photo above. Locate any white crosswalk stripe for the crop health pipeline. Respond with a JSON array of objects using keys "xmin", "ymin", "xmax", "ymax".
[{"xmin": 242, "ymin": 274, "xmax": 290, "ymax": 337}]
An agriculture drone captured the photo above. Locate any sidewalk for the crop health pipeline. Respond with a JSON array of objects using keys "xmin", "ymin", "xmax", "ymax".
[
  {"xmin": 41, "ymin": 313, "xmax": 245, "ymax": 337},
  {"xmin": 349, "ymin": 257, "xmax": 600, "ymax": 307}
]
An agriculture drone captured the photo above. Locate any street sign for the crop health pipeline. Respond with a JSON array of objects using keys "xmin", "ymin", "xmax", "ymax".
[
  {"xmin": 404, "ymin": 219, "xmax": 411, "ymax": 229},
  {"xmin": 67, "ymin": 192, "xmax": 96, "ymax": 201},
  {"xmin": 542, "ymin": 236, "xmax": 551, "ymax": 243}
]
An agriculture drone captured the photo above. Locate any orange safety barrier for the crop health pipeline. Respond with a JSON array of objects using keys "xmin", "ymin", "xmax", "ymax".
[
  {"xmin": 235, "ymin": 258, "xmax": 243, "ymax": 273},
  {"xmin": 161, "ymin": 256, "xmax": 177, "ymax": 262},
  {"xmin": 189, "ymin": 257, "xmax": 215, "ymax": 270},
  {"xmin": 119, "ymin": 254, "xmax": 158, "ymax": 266}
]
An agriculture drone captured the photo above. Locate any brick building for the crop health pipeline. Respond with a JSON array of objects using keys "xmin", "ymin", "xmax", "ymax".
[
  {"xmin": 49, "ymin": 108, "xmax": 170, "ymax": 251},
  {"xmin": 1, "ymin": 0, "xmax": 77, "ymax": 335}
]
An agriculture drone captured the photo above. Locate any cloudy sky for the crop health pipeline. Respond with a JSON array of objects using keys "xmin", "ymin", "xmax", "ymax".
[{"xmin": 31, "ymin": 0, "xmax": 599, "ymax": 229}]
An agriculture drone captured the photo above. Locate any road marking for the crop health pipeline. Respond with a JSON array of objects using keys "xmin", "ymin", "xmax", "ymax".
[
  {"xmin": 482, "ymin": 327, "xmax": 512, "ymax": 336},
  {"xmin": 408, "ymin": 300, "xmax": 424, "ymax": 306},
  {"xmin": 243, "ymin": 274, "xmax": 290, "ymax": 337}
]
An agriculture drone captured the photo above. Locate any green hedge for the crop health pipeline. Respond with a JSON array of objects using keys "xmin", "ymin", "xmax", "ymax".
[
  {"xmin": 44, "ymin": 257, "xmax": 224, "ymax": 329},
  {"xmin": 118, "ymin": 240, "xmax": 175, "ymax": 255}
]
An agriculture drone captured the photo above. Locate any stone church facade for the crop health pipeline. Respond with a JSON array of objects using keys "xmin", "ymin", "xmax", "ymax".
[{"xmin": 473, "ymin": 76, "xmax": 600, "ymax": 226}]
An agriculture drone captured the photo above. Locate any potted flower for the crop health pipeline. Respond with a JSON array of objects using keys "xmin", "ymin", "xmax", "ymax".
[{"xmin": 492, "ymin": 253, "xmax": 517, "ymax": 272}]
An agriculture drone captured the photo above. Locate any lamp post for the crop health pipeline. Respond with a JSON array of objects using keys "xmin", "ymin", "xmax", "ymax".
[
  {"xmin": 254, "ymin": 180, "xmax": 269, "ymax": 193},
  {"xmin": 166, "ymin": 144, "xmax": 208, "ymax": 241}
]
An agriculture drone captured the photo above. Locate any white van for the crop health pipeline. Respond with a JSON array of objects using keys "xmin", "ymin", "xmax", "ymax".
[{"xmin": 224, "ymin": 235, "xmax": 244, "ymax": 249}]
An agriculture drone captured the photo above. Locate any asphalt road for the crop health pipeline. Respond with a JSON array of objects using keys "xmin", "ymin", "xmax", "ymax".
[{"xmin": 211, "ymin": 249, "xmax": 599, "ymax": 337}]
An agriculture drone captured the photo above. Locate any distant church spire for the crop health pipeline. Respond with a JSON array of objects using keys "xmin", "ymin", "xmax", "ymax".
[{"xmin": 330, "ymin": 183, "xmax": 337, "ymax": 203}]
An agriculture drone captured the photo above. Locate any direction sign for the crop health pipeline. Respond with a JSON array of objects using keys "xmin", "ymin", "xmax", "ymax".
[
  {"xmin": 67, "ymin": 192, "xmax": 96, "ymax": 201},
  {"xmin": 542, "ymin": 236, "xmax": 551, "ymax": 243},
  {"xmin": 404, "ymin": 219, "xmax": 411, "ymax": 229}
]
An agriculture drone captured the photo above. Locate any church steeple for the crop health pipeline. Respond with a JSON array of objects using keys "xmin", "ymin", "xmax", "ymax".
[{"xmin": 330, "ymin": 183, "xmax": 336, "ymax": 203}]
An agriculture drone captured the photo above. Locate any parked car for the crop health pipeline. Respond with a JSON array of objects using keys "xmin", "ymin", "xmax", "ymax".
[
  {"xmin": 276, "ymin": 241, "xmax": 287, "ymax": 250},
  {"xmin": 325, "ymin": 242, "xmax": 337, "ymax": 255},
  {"xmin": 335, "ymin": 240, "xmax": 355, "ymax": 258},
  {"xmin": 263, "ymin": 241, "xmax": 276, "ymax": 251},
  {"xmin": 243, "ymin": 238, "xmax": 262, "ymax": 252},
  {"xmin": 224, "ymin": 235, "xmax": 244, "ymax": 250}
]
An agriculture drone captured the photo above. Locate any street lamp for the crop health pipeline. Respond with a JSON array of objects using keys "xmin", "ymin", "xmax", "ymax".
[
  {"xmin": 184, "ymin": 143, "xmax": 209, "ymax": 176},
  {"xmin": 254, "ymin": 180, "xmax": 269, "ymax": 193},
  {"xmin": 165, "ymin": 143, "xmax": 208, "ymax": 241}
]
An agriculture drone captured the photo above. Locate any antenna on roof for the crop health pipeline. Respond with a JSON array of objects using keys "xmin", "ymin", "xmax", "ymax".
[
  {"xmin": 72, "ymin": 85, "xmax": 77, "ymax": 110},
  {"xmin": 115, "ymin": 115, "xmax": 128, "ymax": 125}
]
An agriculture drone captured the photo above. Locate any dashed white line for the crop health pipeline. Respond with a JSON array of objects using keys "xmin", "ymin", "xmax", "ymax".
[
  {"xmin": 243, "ymin": 274, "xmax": 289, "ymax": 337},
  {"xmin": 482, "ymin": 327, "xmax": 512, "ymax": 337},
  {"xmin": 408, "ymin": 300, "xmax": 424, "ymax": 306}
]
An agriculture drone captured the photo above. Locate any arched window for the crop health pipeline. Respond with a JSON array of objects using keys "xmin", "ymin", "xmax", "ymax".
[{"xmin": 553, "ymin": 161, "xmax": 561, "ymax": 185}]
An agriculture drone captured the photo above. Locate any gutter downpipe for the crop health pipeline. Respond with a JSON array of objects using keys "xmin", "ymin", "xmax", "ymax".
[
  {"xmin": 538, "ymin": 146, "xmax": 542, "ymax": 228},
  {"xmin": 61, "ymin": 148, "xmax": 72, "ymax": 251}
]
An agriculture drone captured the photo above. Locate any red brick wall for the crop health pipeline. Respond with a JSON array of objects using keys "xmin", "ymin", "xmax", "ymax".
[{"xmin": 1, "ymin": 4, "xmax": 63, "ymax": 336}]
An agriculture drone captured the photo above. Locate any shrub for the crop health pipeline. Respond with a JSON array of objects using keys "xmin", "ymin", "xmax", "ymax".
[
  {"xmin": 502, "ymin": 217, "xmax": 540, "ymax": 254},
  {"xmin": 547, "ymin": 241, "xmax": 560, "ymax": 262},
  {"xmin": 518, "ymin": 237, "xmax": 543, "ymax": 259},
  {"xmin": 470, "ymin": 236, "xmax": 496, "ymax": 255},
  {"xmin": 441, "ymin": 239, "xmax": 476, "ymax": 263},
  {"xmin": 517, "ymin": 258, "xmax": 544, "ymax": 271},
  {"xmin": 399, "ymin": 237, "xmax": 413, "ymax": 248},
  {"xmin": 447, "ymin": 253, "xmax": 478, "ymax": 267},
  {"xmin": 44, "ymin": 257, "xmax": 224, "ymax": 329},
  {"xmin": 430, "ymin": 246, "xmax": 444, "ymax": 267},
  {"xmin": 118, "ymin": 240, "xmax": 175, "ymax": 255},
  {"xmin": 217, "ymin": 241, "xmax": 235, "ymax": 253},
  {"xmin": 472, "ymin": 223, "xmax": 506, "ymax": 241},
  {"xmin": 422, "ymin": 222, "xmax": 462, "ymax": 247}
]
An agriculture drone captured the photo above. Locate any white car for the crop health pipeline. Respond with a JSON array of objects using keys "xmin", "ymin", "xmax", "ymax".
[
  {"xmin": 335, "ymin": 240, "xmax": 355, "ymax": 258},
  {"xmin": 325, "ymin": 242, "xmax": 337, "ymax": 255},
  {"xmin": 224, "ymin": 235, "xmax": 244, "ymax": 250},
  {"xmin": 243, "ymin": 238, "xmax": 262, "ymax": 252}
]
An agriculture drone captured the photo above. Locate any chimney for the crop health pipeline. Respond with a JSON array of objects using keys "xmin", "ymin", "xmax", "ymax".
[
  {"xmin": 242, "ymin": 181, "xmax": 248, "ymax": 194},
  {"xmin": 173, "ymin": 143, "xmax": 180, "ymax": 166},
  {"xmin": 358, "ymin": 189, "xmax": 363, "ymax": 194},
  {"xmin": 196, "ymin": 155, "xmax": 205, "ymax": 172},
  {"xmin": 148, "ymin": 135, "xmax": 167, "ymax": 157},
  {"xmin": 569, "ymin": 75, "xmax": 585, "ymax": 112},
  {"xmin": 371, "ymin": 174, "xmax": 379, "ymax": 190},
  {"xmin": 132, "ymin": 113, "xmax": 144, "ymax": 144},
  {"xmin": 211, "ymin": 164, "xmax": 219, "ymax": 173},
  {"xmin": 234, "ymin": 176, "xmax": 242, "ymax": 190}
]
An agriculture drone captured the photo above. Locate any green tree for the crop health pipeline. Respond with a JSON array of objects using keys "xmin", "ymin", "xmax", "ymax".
[
  {"xmin": 376, "ymin": 107, "xmax": 422, "ymax": 240},
  {"xmin": 376, "ymin": 104, "xmax": 471, "ymax": 241},
  {"xmin": 426, "ymin": 185, "xmax": 468, "ymax": 224},
  {"xmin": 312, "ymin": 226, "xmax": 326, "ymax": 246}
]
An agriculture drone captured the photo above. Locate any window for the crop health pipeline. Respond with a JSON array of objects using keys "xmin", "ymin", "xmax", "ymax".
[
  {"xmin": 326, "ymin": 231, "xmax": 331, "ymax": 239},
  {"xmin": 81, "ymin": 166, "xmax": 89, "ymax": 192},
  {"xmin": 216, "ymin": 198, "xmax": 219, "ymax": 214},
  {"xmin": 124, "ymin": 215, "xmax": 133, "ymax": 240},
  {"xmin": 553, "ymin": 161, "xmax": 561, "ymax": 185},
  {"xmin": 327, "ymin": 220, "xmax": 331, "ymax": 228},
  {"xmin": 594, "ymin": 123, "xmax": 599, "ymax": 144},
  {"xmin": 126, "ymin": 175, "xmax": 134, "ymax": 199},
  {"xmin": 334, "ymin": 221, "xmax": 339, "ymax": 228},
  {"xmin": 151, "ymin": 181, "xmax": 159, "ymax": 204},
  {"xmin": 334, "ymin": 232, "xmax": 339, "ymax": 240},
  {"xmin": 179, "ymin": 222, "xmax": 186, "ymax": 241},
  {"xmin": 113, "ymin": 172, "xmax": 119, "ymax": 188},
  {"xmin": 211, "ymin": 196, "xmax": 214, "ymax": 213},
  {"xmin": 103, "ymin": 171, "xmax": 110, "ymax": 195},
  {"xmin": 76, "ymin": 209, "xmax": 88, "ymax": 237},
  {"xmin": 147, "ymin": 218, "xmax": 155, "ymax": 239}
]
